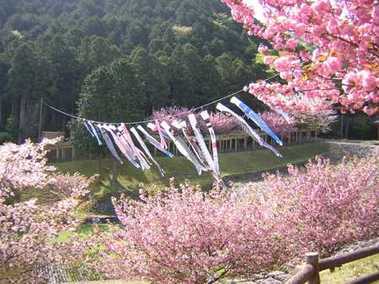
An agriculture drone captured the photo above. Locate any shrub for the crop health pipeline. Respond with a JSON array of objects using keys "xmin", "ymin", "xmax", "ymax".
[
  {"xmin": 0, "ymin": 131, "xmax": 14, "ymax": 144},
  {"xmin": 96, "ymin": 182, "xmax": 285, "ymax": 283},
  {"xmin": 94, "ymin": 156, "xmax": 379, "ymax": 283},
  {"xmin": 261, "ymin": 156, "xmax": 379, "ymax": 255}
]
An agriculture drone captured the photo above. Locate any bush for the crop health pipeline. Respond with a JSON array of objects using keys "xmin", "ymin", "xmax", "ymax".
[
  {"xmin": 94, "ymin": 156, "xmax": 379, "ymax": 283},
  {"xmin": 97, "ymin": 182, "xmax": 285, "ymax": 283},
  {"xmin": 0, "ymin": 131, "xmax": 14, "ymax": 144},
  {"xmin": 262, "ymin": 156, "xmax": 379, "ymax": 255}
]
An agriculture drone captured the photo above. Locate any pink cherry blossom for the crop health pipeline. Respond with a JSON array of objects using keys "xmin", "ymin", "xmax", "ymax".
[
  {"xmin": 90, "ymin": 156, "xmax": 378, "ymax": 283},
  {"xmin": 260, "ymin": 111, "xmax": 297, "ymax": 133},
  {"xmin": 1, "ymin": 139, "xmax": 94, "ymax": 283},
  {"xmin": 220, "ymin": 0, "xmax": 379, "ymax": 116}
]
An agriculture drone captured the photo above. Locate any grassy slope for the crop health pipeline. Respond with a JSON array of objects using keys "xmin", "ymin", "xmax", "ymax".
[
  {"xmin": 320, "ymin": 254, "xmax": 379, "ymax": 284},
  {"xmin": 55, "ymin": 142, "xmax": 329, "ymax": 200}
]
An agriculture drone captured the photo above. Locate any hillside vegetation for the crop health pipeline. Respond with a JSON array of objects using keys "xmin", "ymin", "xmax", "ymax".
[{"xmin": 0, "ymin": 0, "xmax": 268, "ymax": 142}]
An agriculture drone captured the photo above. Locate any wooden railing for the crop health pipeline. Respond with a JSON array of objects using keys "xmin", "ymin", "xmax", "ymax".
[{"xmin": 286, "ymin": 243, "xmax": 379, "ymax": 284}]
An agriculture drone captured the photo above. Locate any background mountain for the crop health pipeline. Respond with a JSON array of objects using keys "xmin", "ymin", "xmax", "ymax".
[{"xmin": 0, "ymin": 0, "xmax": 268, "ymax": 142}]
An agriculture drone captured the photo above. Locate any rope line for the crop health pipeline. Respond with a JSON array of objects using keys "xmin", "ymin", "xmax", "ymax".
[{"xmin": 44, "ymin": 74, "xmax": 280, "ymax": 125}]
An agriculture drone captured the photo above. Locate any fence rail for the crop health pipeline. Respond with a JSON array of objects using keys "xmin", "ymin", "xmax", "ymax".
[{"xmin": 285, "ymin": 243, "xmax": 379, "ymax": 284}]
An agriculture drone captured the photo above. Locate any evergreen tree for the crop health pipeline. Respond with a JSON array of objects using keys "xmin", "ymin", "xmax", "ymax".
[
  {"xmin": 0, "ymin": 0, "xmax": 268, "ymax": 138},
  {"xmin": 78, "ymin": 36, "xmax": 121, "ymax": 74},
  {"xmin": 73, "ymin": 58, "xmax": 146, "ymax": 154},
  {"xmin": 130, "ymin": 46, "xmax": 170, "ymax": 114},
  {"xmin": 47, "ymin": 35, "xmax": 81, "ymax": 129},
  {"xmin": 8, "ymin": 43, "xmax": 37, "ymax": 141},
  {"xmin": 0, "ymin": 55, "xmax": 10, "ymax": 129}
]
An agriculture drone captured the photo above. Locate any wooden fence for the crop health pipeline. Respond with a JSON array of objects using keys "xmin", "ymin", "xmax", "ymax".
[
  {"xmin": 49, "ymin": 129, "xmax": 320, "ymax": 162},
  {"xmin": 286, "ymin": 243, "xmax": 379, "ymax": 284}
]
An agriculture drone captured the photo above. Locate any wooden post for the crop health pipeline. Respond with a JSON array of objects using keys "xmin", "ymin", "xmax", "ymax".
[
  {"xmin": 62, "ymin": 147, "xmax": 66, "ymax": 161},
  {"xmin": 72, "ymin": 146, "xmax": 76, "ymax": 161},
  {"xmin": 110, "ymin": 159, "xmax": 119, "ymax": 188},
  {"xmin": 340, "ymin": 114, "xmax": 344, "ymax": 138},
  {"xmin": 244, "ymin": 137, "xmax": 247, "ymax": 151},
  {"xmin": 306, "ymin": 252, "xmax": 320, "ymax": 284},
  {"xmin": 235, "ymin": 138, "xmax": 238, "ymax": 152}
]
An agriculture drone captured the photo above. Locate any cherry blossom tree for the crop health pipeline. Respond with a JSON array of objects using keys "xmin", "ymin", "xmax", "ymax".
[
  {"xmin": 260, "ymin": 111, "xmax": 297, "ymax": 133},
  {"xmin": 221, "ymin": 0, "xmax": 379, "ymax": 116},
  {"xmin": 94, "ymin": 181, "xmax": 284, "ymax": 284},
  {"xmin": 260, "ymin": 155, "xmax": 379, "ymax": 254},
  {"xmin": 152, "ymin": 107, "xmax": 240, "ymax": 133},
  {"xmin": 0, "ymin": 139, "xmax": 94, "ymax": 283},
  {"xmin": 92, "ymin": 156, "xmax": 378, "ymax": 283},
  {"xmin": 261, "ymin": 109, "xmax": 337, "ymax": 133},
  {"xmin": 152, "ymin": 107, "xmax": 192, "ymax": 126}
]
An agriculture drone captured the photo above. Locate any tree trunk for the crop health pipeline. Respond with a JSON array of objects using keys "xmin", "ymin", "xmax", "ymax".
[
  {"xmin": 0, "ymin": 96, "xmax": 3, "ymax": 129},
  {"xmin": 11, "ymin": 99, "xmax": 19, "ymax": 128},
  {"xmin": 38, "ymin": 97, "xmax": 43, "ymax": 141},
  {"xmin": 18, "ymin": 96, "xmax": 27, "ymax": 143}
]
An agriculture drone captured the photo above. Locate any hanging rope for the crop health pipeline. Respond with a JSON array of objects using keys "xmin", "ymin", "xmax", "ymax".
[{"xmin": 44, "ymin": 74, "xmax": 279, "ymax": 125}]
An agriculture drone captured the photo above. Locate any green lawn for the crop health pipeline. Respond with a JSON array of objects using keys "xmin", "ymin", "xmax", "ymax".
[
  {"xmin": 320, "ymin": 254, "xmax": 379, "ymax": 284},
  {"xmin": 55, "ymin": 142, "xmax": 329, "ymax": 201},
  {"xmin": 57, "ymin": 224, "xmax": 117, "ymax": 242}
]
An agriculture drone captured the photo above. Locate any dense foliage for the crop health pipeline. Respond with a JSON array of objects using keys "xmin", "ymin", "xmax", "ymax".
[
  {"xmin": 0, "ymin": 0, "xmax": 268, "ymax": 142},
  {"xmin": 0, "ymin": 139, "xmax": 94, "ymax": 282},
  {"xmin": 91, "ymin": 156, "xmax": 378, "ymax": 283}
]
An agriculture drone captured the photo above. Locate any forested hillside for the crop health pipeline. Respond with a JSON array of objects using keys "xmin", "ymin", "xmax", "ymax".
[{"xmin": 0, "ymin": 0, "xmax": 268, "ymax": 142}]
